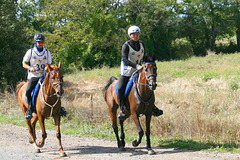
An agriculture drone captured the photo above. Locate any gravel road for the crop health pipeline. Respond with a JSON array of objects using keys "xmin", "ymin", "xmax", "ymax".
[{"xmin": 0, "ymin": 123, "xmax": 240, "ymax": 160}]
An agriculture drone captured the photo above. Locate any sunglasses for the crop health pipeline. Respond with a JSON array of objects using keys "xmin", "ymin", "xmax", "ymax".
[{"xmin": 37, "ymin": 41, "xmax": 44, "ymax": 44}]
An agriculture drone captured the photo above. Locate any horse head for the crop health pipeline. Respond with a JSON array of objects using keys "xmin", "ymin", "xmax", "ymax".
[
  {"xmin": 143, "ymin": 57, "xmax": 157, "ymax": 91},
  {"xmin": 46, "ymin": 62, "xmax": 64, "ymax": 97}
]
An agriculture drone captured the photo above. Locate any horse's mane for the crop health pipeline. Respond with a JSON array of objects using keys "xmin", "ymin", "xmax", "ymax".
[{"xmin": 16, "ymin": 81, "xmax": 26, "ymax": 97}]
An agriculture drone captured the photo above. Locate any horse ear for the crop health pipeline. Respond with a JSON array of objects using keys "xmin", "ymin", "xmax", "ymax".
[
  {"xmin": 46, "ymin": 64, "xmax": 52, "ymax": 72},
  {"xmin": 58, "ymin": 62, "xmax": 61, "ymax": 69},
  {"xmin": 152, "ymin": 56, "xmax": 155, "ymax": 62},
  {"xmin": 144, "ymin": 56, "xmax": 150, "ymax": 62}
]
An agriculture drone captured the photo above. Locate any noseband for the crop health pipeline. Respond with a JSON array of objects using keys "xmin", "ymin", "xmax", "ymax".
[{"xmin": 41, "ymin": 68, "xmax": 63, "ymax": 117}]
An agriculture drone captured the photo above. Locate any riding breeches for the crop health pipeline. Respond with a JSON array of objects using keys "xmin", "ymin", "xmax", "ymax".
[
  {"xmin": 26, "ymin": 77, "xmax": 40, "ymax": 102},
  {"xmin": 117, "ymin": 75, "xmax": 130, "ymax": 106}
]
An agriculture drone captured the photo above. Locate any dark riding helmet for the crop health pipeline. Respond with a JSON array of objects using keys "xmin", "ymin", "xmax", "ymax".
[{"xmin": 34, "ymin": 33, "xmax": 45, "ymax": 42}]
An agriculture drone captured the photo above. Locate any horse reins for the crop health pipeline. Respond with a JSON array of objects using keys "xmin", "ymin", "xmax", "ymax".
[{"xmin": 133, "ymin": 62, "xmax": 157, "ymax": 114}]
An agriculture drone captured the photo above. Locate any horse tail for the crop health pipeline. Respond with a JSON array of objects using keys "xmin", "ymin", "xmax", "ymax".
[
  {"xmin": 103, "ymin": 76, "xmax": 118, "ymax": 100},
  {"xmin": 16, "ymin": 81, "xmax": 26, "ymax": 98}
]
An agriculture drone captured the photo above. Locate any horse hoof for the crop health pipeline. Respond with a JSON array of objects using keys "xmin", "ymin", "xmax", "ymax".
[
  {"xmin": 148, "ymin": 149, "xmax": 155, "ymax": 155},
  {"xmin": 132, "ymin": 140, "xmax": 138, "ymax": 147},
  {"xmin": 34, "ymin": 148, "xmax": 41, "ymax": 153},
  {"xmin": 29, "ymin": 138, "xmax": 34, "ymax": 144},
  {"xmin": 38, "ymin": 142, "xmax": 44, "ymax": 148},
  {"xmin": 60, "ymin": 152, "xmax": 67, "ymax": 157},
  {"xmin": 119, "ymin": 147, "xmax": 126, "ymax": 151}
]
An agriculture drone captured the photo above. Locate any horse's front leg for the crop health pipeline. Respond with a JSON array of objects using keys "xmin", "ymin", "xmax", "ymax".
[
  {"xmin": 131, "ymin": 113, "xmax": 143, "ymax": 147},
  {"xmin": 53, "ymin": 115, "xmax": 67, "ymax": 157},
  {"xmin": 145, "ymin": 114, "xmax": 155, "ymax": 155},
  {"xmin": 37, "ymin": 115, "xmax": 47, "ymax": 148}
]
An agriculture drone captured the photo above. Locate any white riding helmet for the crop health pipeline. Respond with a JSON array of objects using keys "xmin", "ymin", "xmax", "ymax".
[{"xmin": 128, "ymin": 26, "xmax": 141, "ymax": 35}]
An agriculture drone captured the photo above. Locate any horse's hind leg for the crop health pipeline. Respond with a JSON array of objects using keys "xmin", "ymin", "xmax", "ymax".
[
  {"xmin": 131, "ymin": 113, "xmax": 144, "ymax": 147},
  {"xmin": 37, "ymin": 115, "xmax": 47, "ymax": 148},
  {"xmin": 24, "ymin": 114, "xmax": 40, "ymax": 153},
  {"xmin": 53, "ymin": 115, "xmax": 66, "ymax": 157},
  {"xmin": 22, "ymin": 103, "xmax": 36, "ymax": 145},
  {"xmin": 25, "ymin": 118, "xmax": 36, "ymax": 143},
  {"xmin": 108, "ymin": 104, "xmax": 125, "ymax": 150}
]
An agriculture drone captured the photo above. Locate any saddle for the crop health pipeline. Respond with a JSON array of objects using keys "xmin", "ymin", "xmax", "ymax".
[
  {"xmin": 25, "ymin": 76, "xmax": 45, "ymax": 110},
  {"xmin": 115, "ymin": 73, "xmax": 138, "ymax": 98}
]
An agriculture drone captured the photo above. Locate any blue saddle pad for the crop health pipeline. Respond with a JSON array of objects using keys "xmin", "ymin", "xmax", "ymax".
[
  {"xmin": 25, "ymin": 77, "xmax": 44, "ymax": 108},
  {"xmin": 115, "ymin": 73, "xmax": 138, "ymax": 97}
]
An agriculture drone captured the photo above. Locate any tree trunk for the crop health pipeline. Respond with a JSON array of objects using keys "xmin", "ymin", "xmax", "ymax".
[
  {"xmin": 210, "ymin": 1, "xmax": 216, "ymax": 52},
  {"xmin": 237, "ymin": 28, "xmax": 240, "ymax": 52}
]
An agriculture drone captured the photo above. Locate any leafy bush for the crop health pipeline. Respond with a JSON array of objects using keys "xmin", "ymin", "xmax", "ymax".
[
  {"xmin": 171, "ymin": 38, "xmax": 194, "ymax": 60},
  {"xmin": 229, "ymin": 77, "xmax": 240, "ymax": 90},
  {"xmin": 201, "ymin": 72, "xmax": 219, "ymax": 82}
]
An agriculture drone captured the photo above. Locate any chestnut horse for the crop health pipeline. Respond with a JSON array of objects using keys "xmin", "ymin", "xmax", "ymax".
[
  {"xmin": 104, "ymin": 57, "xmax": 157, "ymax": 155},
  {"xmin": 16, "ymin": 62, "xmax": 66, "ymax": 157}
]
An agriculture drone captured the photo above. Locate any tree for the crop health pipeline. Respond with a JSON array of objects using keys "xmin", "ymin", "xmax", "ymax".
[
  {"xmin": 0, "ymin": 0, "xmax": 27, "ymax": 90},
  {"xmin": 39, "ymin": 0, "xmax": 126, "ymax": 70}
]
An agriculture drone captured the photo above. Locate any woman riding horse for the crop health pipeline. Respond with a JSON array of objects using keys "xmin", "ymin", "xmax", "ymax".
[
  {"xmin": 117, "ymin": 26, "xmax": 162, "ymax": 120},
  {"xmin": 104, "ymin": 57, "xmax": 158, "ymax": 155}
]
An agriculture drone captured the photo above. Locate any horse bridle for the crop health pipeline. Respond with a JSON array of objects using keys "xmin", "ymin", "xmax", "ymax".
[
  {"xmin": 132, "ymin": 62, "xmax": 157, "ymax": 115},
  {"xmin": 40, "ymin": 69, "xmax": 63, "ymax": 117},
  {"xmin": 138, "ymin": 62, "xmax": 157, "ymax": 87},
  {"xmin": 49, "ymin": 69, "xmax": 63, "ymax": 88},
  {"xmin": 143, "ymin": 62, "xmax": 157, "ymax": 83}
]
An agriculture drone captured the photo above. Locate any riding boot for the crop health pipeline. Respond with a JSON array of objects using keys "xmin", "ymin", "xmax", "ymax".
[
  {"xmin": 152, "ymin": 105, "xmax": 163, "ymax": 117},
  {"xmin": 118, "ymin": 98, "xmax": 126, "ymax": 120},
  {"xmin": 25, "ymin": 99, "xmax": 33, "ymax": 120},
  {"xmin": 60, "ymin": 106, "xmax": 67, "ymax": 117}
]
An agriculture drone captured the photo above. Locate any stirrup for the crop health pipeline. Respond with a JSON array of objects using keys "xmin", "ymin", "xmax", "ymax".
[
  {"xmin": 25, "ymin": 109, "xmax": 32, "ymax": 119},
  {"xmin": 152, "ymin": 108, "xmax": 163, "ymax": 117},
  {"xmin": 60, "ymin": 107, "xmax": 67, "ymax": 117},
  {"xmin": 118, "ymin": 111, "xmax": 126, "ymax": 120}
]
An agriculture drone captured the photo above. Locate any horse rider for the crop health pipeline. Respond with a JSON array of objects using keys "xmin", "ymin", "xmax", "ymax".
[
  {"xmin": 22, "ymin": 33, "xmax": 66, "ymax": 119},
  {"xmin": 117, "ymin": 25, "xmax": 163, "ymax": 120}
]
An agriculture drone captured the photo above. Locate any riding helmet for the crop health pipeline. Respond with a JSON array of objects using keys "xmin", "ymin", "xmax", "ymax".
[
  {"xmin": 128, "ymin": 26, "xmax": 141, "ymax": 35},
  {"xmin": 34, "ymin": 33, "xmax": 45, "ymax": 42}
]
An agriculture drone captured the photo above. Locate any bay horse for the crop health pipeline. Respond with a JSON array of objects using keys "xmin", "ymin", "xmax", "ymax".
[
  {"xmin": 104, "ymin": 57, "xmax": 157, "ymax": 155},
  {"xmin": 16, "ymin": 62, "xmax": 66, "ymax": 157}
]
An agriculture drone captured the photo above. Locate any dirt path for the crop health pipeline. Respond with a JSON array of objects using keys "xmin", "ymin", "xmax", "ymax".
[{"xmin": 1, "ymin": 123, "xmax": 240, "ymax": 160}]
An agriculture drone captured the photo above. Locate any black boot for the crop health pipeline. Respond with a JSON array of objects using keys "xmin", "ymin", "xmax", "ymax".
[
  {"xmin": 117, "ymin": 98, "xmax": 126, "ymax": 120},
  {"xmin": 152, "ymin": 105, "xmax": 163, "ymax": 117},
  {"xmin": 118, "ymin": 105, "xmax": 126, "ymax": 120},
  {"xmin": 60, "ymin": 106, "xmax": 67, "ymax": 117},
  {"xmin": 25, "ymin": 100, "xmax": 33, "ymax": 119}
]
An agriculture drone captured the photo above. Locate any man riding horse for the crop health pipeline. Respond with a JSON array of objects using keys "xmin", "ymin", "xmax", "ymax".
[{"xmin": 22, "ymin": 33, "xmax": 66, "ymax": 119}]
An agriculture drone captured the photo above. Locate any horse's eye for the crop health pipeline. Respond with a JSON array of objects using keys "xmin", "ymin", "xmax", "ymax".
[
  {"xmin": 145, "ymin": 69, "xmax": 148, "ymax": 72},
  {"xmin": 52, "ymin": 76, "xmax": 55, "ymax": 80}
]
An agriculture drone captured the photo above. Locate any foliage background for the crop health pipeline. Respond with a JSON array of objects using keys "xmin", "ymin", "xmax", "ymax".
[{"xmin": 1, "ymin": 0, "xmax": 240, "ymax": 89}]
